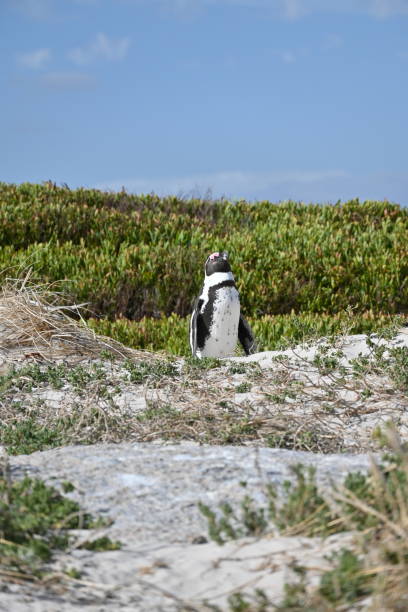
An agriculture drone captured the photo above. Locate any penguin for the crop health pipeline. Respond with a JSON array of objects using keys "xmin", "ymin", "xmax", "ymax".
[{"xmin": 189, "ymin": 251, "xmax": 257, "ymax": 358}]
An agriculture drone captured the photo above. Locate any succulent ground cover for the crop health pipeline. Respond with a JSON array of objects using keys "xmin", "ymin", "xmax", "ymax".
[{"xmin": 1, "ymin": 182, "xmax": 407, "ymax": 323}]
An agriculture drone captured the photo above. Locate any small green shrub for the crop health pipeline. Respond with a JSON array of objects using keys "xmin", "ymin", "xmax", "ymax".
[
  {"xmin": 199, "ymin": 464, "xmax": 337, "ymax": 545},
  {"xmin": 235, "ymin": 382, "xmax": 252, "ymax": 393},
  {"xmin": 182, "ymin": 356, "xmax": 222, "ymax": 374},
  {"xmin": 78, "ymin": 536, "xmax": 121, "ymax": 552},
  {"xmin": 198, "ymin": 494, "xmax": 268, "ymax": 545},
  {"xmin": 0, "ymin": 363, "xmax": 106, "ymax": 397},
  {"xmin": 227, "ymin": 363, "xmax": 257, "ymax": 375},
  {"xmin": 0, "ymin": 473, "xmax": 120, "ymax": 577},
  {"xmin": 351, "ymin": 338, "xmax": 408, "ymax": 393},
  {"xmin": 319, "ymin": 549, "xmax": 371, "ymax": 604},
  {"xmin": 0, "ymin": 418, "xmax": 64, "ymax": 455},
  {"xmin": 123, "ymin": 358, "xmax": 177, "ymax": 383},
  {"xmin": 267, "ymin": 465, "xmax": 336, "ymax": 537},
  {"xmin": 200, "ymin": 432, "xmax": 408, "ymax": 609}
]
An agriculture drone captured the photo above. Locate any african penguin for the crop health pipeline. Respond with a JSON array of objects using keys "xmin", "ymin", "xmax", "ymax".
[{"xmin": 189, "ymin": 251, "xmax": 257, "ymax": 358}]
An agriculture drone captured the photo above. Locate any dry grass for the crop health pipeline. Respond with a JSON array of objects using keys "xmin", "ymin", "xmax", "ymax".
[
  {"xmin": 333, "ymin": 428, "xmax": 408, "ymax": 610},
  {"xmin": 0, "ymin": 274, "xmax": 160, "ymax": 362},
  {"xmin": 0, "ymin": 353, "xmax": 352, "ymax": 454},
  {"xmin": 276, "ymin": 427, "xmax": 408, "ymax": 610},
  {"xmin": 195, "ymin": 427, "xmax": 408, "ymax": 610}
]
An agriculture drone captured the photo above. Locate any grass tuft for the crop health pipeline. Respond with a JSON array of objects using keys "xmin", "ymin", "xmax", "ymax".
[
  {"xmin": 0, "ymin": 451, "xmax": 120, "ymax": 581},
  {"xmin": 200, "ymin": 427, "xmax": 408, "ymax": 609}
]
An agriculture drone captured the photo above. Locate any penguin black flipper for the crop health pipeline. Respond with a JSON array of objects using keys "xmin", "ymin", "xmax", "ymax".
[
  {"xmin": 189, "ymin": 297, "xmax": 199, "ymax": 356},
  {"xmin": 190, "ymin": 297, "xmax": 206, "ymax": 356},
  {"xmin": 238, "ymin": 314, "xmax": 257, "ymax": 355}
]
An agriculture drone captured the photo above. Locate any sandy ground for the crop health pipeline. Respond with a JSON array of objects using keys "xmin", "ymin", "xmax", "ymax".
[
  {"xmin": 2, "ymin": 329, "xmax": 408, "ymax": 610},
  {"xmin": 3, "ymin": 443, "xmax": 368, "ymax": 611}
]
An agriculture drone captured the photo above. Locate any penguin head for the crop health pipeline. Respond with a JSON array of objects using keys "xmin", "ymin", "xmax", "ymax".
[{"xmin": 205, "ymin": 251, "xmax": 231, "ymax": 276}]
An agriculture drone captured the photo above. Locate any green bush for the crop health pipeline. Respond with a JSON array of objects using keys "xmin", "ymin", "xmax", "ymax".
[
  {"xmin": 1, "ymin": 182, "xmax": 408, "ymax": 319},
  {"xmin": 88, "ymin": 311, "xmax": 400, "ymax": 356}
]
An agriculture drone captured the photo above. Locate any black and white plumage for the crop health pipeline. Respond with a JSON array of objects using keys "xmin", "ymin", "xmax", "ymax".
[{"xmin": 189, "ymin": 251, "xmax": 257, "ymax": 358}]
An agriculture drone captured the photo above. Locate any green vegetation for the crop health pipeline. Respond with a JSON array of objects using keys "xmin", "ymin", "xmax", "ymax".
[
  {"xmin": 0, "ymin": 182, "xmax": 406, "ymax": 354},
  {"xmin": 1, "ymin": 324, "xmax": 406, "ymax": 455},
  {"xmin": 123, "ymin": 358, "xmax": 178, "ymax": 383},
  {"xmin": 78, "ymin": 536, "xmax": 121, "ymax": 551},
  {"xmin": 199, "ymin": 464, "xmax": 337, "ymax": 545},
  {"xmin": 200, "ymin": 432, "xmax": 408, "ymax": 609},
  {"xmin": 0, "ymin": 470, "xmax": 120, "ymax": 579},
  {"xmin": 0, "ymin": 361, "xmax": 122, "ymax": 454},
  {"xmin": 235, "ymin": 381, "xmax": 252, "ymax": 393},
  {"xmin": 0, "ymin": 362, "xmax": 106, "ymax": 395},
  {"xmin": 351, "ymin": 336, "xmax": 408, "ymax": 393},
  {"xmin": 319, "ymin": 549, "xmax": 372, "ymax": 605},
  {"xmin": 182, "ymin": 356, "xmax": 222, "ymax": 372},
  {"xmin": 88, "ymin": 310, "xmax": 400, "ymax": 356},
  {"xmin": 266, "ymin": 429, "xmax": 324, "ymax": 452},
  {"xmin": 0, "ymin": 418, "xmax": 65, "ymax": 455},
  {"xmin": 0, "ymin": 356, "xmax": 271, "ymax": 453}
]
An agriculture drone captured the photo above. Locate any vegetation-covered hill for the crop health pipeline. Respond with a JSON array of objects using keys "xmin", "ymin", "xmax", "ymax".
[{"xmin": 1, "ymin": 182, "xmax": 406, "ymax": 353}]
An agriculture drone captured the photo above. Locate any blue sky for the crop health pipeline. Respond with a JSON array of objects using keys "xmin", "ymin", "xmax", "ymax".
[{"xmin": 2, "ymin": 0, "xmax": 408, "ymax": 204}]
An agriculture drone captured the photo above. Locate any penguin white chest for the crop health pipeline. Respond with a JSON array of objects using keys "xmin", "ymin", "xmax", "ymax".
[{"xmin": 199, "ymin": 286, "xmax": 240, "ymax": 358}]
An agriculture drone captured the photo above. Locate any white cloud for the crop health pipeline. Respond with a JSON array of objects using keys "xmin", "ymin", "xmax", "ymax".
[
  {"xmin": 11, "ymin": 0, "xmax": 101, "ymax": 19},
  {"xmin": 322, "ymin": 33, "xmax": 343, "ymax": 50},
  {"xmin": 126, "ymin": 0, "xmax": 408, "ymax": 18},
  {"xmin": 11, "ymin": 0, "xmax": 408, "ymax": 20},
  {"xmin": 94, "ymin": 169, "xmax": 408, "ymax": 204},
  {"xmin": 12, "ymin": 0, "xmax": 408, "ymax": 20},
  {"xmin": 282, "ymin": 0, "xmax": 408, "ymax": 18},
  {"xmin": 39, "ymin": 71, "xmax": 97, "ymax": 90},
  {"xmin": 280, "ymin": 50, "xmax": 296, "ymax": 63},
  {"xmin": 281, "ymin": 0, "xmax": 307, "ymax": 19},
  {"xmin": 67, "ymin": 33, "xmax": 131, "ymax": 65},
  {"xmin": 12, "ymin": 0, "xmax": 54, "ymax": 19},
  {"xmin": 96, "ymin": 169, "xmax": 349, "ymax": 201},
  {"xmin": 369, "ymin": 0, "xmax": 405, "ymax": 17},
  {"xmin": 18, "ymin": 48, "xmax": 51, "ymax": 70},
  {"xmin": 278, "ymin": 0, "xmax": 408, "ymax": 19}
]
